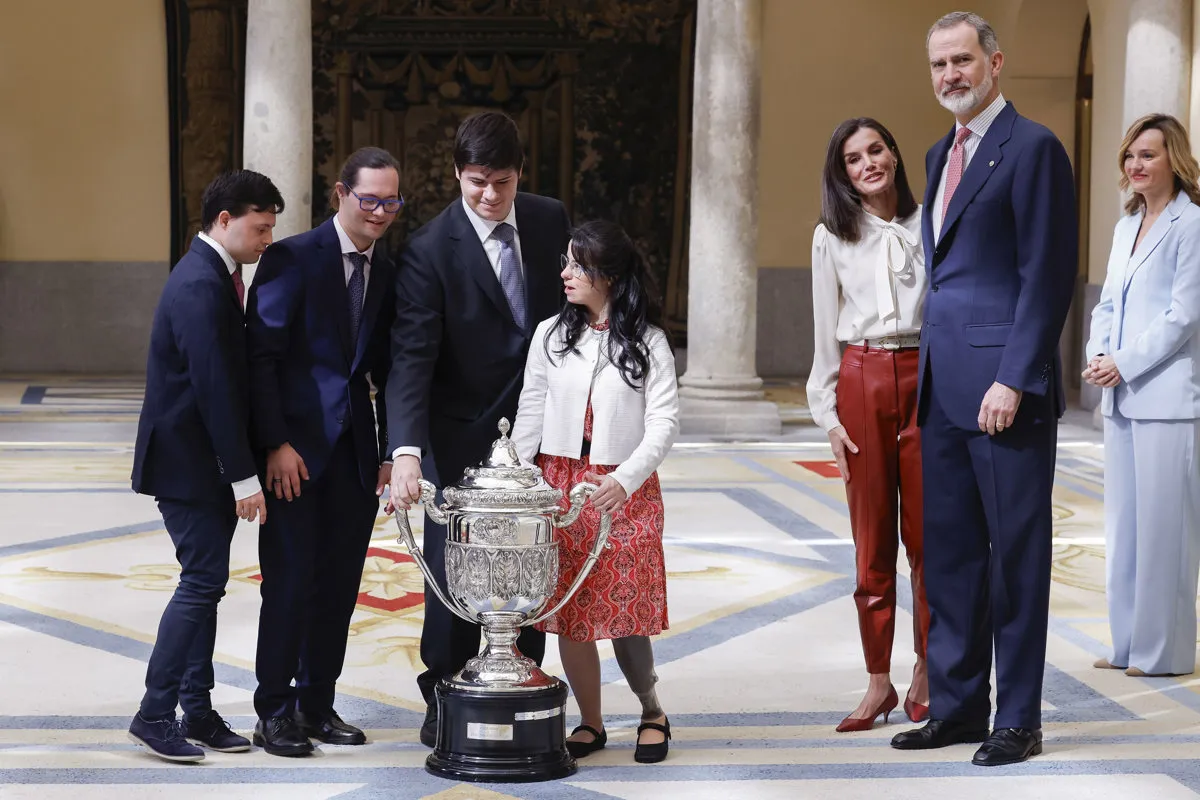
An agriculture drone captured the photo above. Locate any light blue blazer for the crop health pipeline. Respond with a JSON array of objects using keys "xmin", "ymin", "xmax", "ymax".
[{"xmin": 1086, "ymin": 190, "xmax": 1200, "ymax": 419}]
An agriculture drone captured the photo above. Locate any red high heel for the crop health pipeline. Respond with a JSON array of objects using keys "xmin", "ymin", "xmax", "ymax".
[
  {"xmin": 904, "ymin": 698, "xmax": 929, "ymax": 723},
  {"xmin": 835, "ymin": 686, "xmax": 898, "ymax": 732}
]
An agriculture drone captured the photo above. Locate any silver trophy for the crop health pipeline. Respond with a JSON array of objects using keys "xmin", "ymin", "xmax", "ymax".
[{"xmin": 393, "ymin": 418, "xmax": 611, "ymax": 782}]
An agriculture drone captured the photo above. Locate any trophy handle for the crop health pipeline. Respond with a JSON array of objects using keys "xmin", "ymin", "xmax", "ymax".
[
  {"xmin": 531, "ymin": 482, "xmax": 614, "ymax": 626},
  {"xmin": 393, "ymin": 479, "xmax": 476, "ymax": 624}
]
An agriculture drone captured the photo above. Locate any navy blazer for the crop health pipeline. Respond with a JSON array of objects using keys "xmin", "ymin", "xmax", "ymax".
[
  {"xmin": 245, "ymin": 217, "xmax": 395, "ymax": 489},
  {"xmin": 386, "ymin": 193, "xmax": 570, "ymax": 487},
  {"xmin": 918, "ymin": 102, "xmax": 1079, "ymax": 431},
  {"xmin": 132, "ymin": 237, "xmax": 255, "ymax": 502}
]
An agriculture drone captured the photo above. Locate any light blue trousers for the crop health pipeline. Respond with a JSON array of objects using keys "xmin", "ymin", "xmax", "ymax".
[{"xmin": 1104, "ymin": 411, "xmax": 1200, "ymax": 675}]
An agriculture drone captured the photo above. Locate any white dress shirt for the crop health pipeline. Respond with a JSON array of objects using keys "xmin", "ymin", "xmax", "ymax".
[
  {"xmin": 332, "ymin": 215, "xmax": 375, "ymax": 300},
  {"xmin": 806, "ymin": 209, "xmax": 926, "ymax": 432},
  {"xmin": 390, "ymin": 199, "xmax": 525, "ymax": 463},
  {"xmin": 932, "ymin": 92, "xmax": 1007, "ymax": 242},
  {"xmin": 195, "ymin": 231, "xmax": 263, "ymax": 502},
  {"xmin": 461, "ymin": 197, "xmax": 525, "ymax": 281},
  {"xmin": 512, "ymin": 318, "xmax": 680, "ymax": 495}
]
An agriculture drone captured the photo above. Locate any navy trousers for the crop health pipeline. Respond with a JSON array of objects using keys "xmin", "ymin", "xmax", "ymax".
[
  {"xmin": 253, "ymin": 432, "xmax": 378, "ymax": 720},
  {"xmin": 141, "ymin": 497, "xmax": 237, "ymax": 720},
  {"xmin": 921, "ymin": 377, "xmax": 1057, "ymax": 730}
]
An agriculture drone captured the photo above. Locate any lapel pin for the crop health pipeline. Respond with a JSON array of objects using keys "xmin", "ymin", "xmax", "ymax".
[{"xmin": 989, "ymin": 160, "xmax": 995, "ymax": 167}]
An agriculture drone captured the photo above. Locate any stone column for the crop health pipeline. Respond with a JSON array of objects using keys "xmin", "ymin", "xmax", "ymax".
[
  {"xmin": 677, "ymin": 0, "xmax": 780, "ymax": 436},
  {"xmin": 1124, "ymin": 0, "xmax": 1190, "ymax": 128},
  {"xmin": 243, "ymin": 0, "xmax": 312, "ymax": 244}
]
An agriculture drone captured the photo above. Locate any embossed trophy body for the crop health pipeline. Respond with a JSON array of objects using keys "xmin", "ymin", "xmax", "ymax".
[{"xmin": 394, "ymin": 419, "xmax": 611, "ymax": 782}]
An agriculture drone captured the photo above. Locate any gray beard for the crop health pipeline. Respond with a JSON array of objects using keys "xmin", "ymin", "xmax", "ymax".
[{"xmin": 938, "ymin": 74, "xmax": 993, "ymax": 116}]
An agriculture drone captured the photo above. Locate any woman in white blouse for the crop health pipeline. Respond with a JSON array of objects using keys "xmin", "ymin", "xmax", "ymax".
[
  {"xmin": 806, "ymin": 117, "xmax": 930, "ymax": 732},
  {"xmin": 513, "ymin": 220, "xmax": 679, "ymax": 763}
]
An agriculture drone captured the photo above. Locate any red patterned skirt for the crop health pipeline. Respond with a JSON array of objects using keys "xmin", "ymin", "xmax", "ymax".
[{"xmin": 533, "ymin": 453, "xmax": 669, "ymax": 642}]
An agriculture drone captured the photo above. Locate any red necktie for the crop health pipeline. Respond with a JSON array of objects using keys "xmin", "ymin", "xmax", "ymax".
[
  {"xmin": 941, "ymin": 126, "xmax": 973, "ymax": 223},
  {"xmin": 232, "ymin": 265, "xmax": 245, "ymax": 310}
]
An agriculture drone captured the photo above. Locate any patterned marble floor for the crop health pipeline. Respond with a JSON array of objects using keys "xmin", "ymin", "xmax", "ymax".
[{"xmin": 1, "ymin": 375, "xmax": 1198, "ymax": 800}]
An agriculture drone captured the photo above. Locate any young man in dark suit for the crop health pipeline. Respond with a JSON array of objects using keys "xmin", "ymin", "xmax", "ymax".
[
  {"xmin": 130, "ymin": 170, "xmax": 282, "ymax": 762},
  {"xmin": 386, "ymin": 111, "xmax": 571, "ymax": 747},
  {"xmin": 889, "ymin": 12, "xmax": 1078, "ymax": 766},
  {"xmin": 245, "ymin": 147, "xmax": 401, "ymax": 756}
]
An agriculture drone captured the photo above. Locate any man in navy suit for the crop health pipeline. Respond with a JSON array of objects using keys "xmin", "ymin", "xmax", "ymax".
[
  {"xmin": 130, "ymin": 170, "xmax": 283, "ymax": 762},
  {"xmin": 245, "ymin": 147, "xmax": 401, "ymax": 756},
  {"xmin": 386, "ymin": 111, "xmax": 571, "ymax": 747},
  {"xmin": 889, "ymin": 12, "xmax": 1078, "ymax": 766}
]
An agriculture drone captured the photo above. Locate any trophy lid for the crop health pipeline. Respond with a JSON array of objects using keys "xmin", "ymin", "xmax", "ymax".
[{"xmin": 449, "ymin": 420, "xmax": 560, "ymax": 506}]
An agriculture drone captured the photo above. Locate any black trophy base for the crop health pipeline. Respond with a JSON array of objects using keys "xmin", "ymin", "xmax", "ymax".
[{"xmin": 426, "ymin": 679, "xmax": 576, "ymax": 783}]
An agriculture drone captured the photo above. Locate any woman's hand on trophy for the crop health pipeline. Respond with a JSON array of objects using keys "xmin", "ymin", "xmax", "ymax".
[
  {"xmin": 386, "ymin": 454, "xmax": 424, "ymax": 513},
  {"xmin": 582, "ymin": 471, "xmax": 628, "ymax": 516}
]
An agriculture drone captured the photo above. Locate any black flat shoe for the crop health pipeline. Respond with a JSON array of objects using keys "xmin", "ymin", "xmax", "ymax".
[
  {"xmin": 565, "ymin": 724, "xmax": 607, "ymax": 759},
  {"xmin": 890, "ymin": 718, "xmax": 990, "ymax": 750},
  {"xmin": 294, "ymin": 710, "xmax": 366, "ymax": 746},
  {"xmin": 634, "ymin": 718, "xmax": 670, "ymax": 763},
  {"xmin": 972, "ymin": 727, "xmax": 1042, "ymax": 766}
]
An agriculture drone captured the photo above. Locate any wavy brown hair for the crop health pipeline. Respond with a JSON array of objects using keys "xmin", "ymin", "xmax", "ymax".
[{"xmin": 1119, "ymin": 113, "xmax": 1200, "ymax": 215}]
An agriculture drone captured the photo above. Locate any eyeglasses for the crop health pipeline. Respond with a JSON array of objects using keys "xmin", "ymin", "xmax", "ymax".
[
  {"xmin": 349, "ymin": 189, "xmax": 404, "ymax": 214},
  {"xmin": 559, "ymin": 253, "xmax": 588, "ymax": 278}
]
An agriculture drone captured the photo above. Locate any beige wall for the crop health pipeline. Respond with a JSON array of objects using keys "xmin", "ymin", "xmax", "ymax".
[
  {"xmin": 758, "ymin": 0, "xmax": 1089, "ymax": 268},
  {"xmin": 0, "ymin": 0, "xmax": 170, "ymax": 262}
]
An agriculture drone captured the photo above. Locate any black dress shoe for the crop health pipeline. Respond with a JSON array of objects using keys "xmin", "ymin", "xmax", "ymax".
[
  {"xmin": 294, "ymin": 710, "xmax": 366, "ymax": 746},
  {"xmin": 890, "ymin": 718, "xmax": 990, "ymax": 750},
  {"xmin": 972, "ymin": 727, "xmax": 1042, "ymax": 766},
  {"xmin": 565, "ymin": 724, "xmax": 607, "ymax": 759},
  {"xmin": 253, "ymin": 716, "xmax": 314, "ymax": 757},
  {"xmin": 419, "ymin": 704, "xmax": 437, "ymax": 748}
]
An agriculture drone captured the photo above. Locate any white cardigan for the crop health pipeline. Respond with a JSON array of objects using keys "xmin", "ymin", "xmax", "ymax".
[{"xmin": 512, "ymin": 316, "xmax": 680, "ymax": 495}]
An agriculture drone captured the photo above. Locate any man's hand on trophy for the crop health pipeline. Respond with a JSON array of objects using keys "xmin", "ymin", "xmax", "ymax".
[
  {"xmin": 582, "ymin": 471, "xmax": 627, "ymax": 516},
  {"xmin": 386, "ymin": 454, "xmax": 423, "ymax": 513}
]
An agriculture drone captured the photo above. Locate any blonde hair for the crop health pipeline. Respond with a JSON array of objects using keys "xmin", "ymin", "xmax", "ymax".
[{"xmin": 1118, "ymin": 113, "xmax": 1200, "ymax": 215}]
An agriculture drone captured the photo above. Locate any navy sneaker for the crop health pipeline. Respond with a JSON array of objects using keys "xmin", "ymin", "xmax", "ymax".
[
  {"xmin": 183, "ymin": 710, "xmax": 251, "ymax": 752},
  {"xmin": 128, "ymin": 712, "xmax": 204, "ymax": 762}
]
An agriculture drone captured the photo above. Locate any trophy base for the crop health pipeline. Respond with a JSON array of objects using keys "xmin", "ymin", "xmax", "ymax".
[{"xmin": 426, "ymin": 679, "xmax": 575, "ymax": 783}]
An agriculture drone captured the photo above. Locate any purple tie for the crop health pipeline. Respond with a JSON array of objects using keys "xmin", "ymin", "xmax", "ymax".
[{"xmin": 492, "ymin": 222, "xmax": 527, "ymax": 329}]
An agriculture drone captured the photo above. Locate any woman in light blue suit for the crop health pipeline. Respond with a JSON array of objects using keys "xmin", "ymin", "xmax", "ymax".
[{"xmin": 1085, "ymin": 113, "xmax": 1200, "ymax": 677}]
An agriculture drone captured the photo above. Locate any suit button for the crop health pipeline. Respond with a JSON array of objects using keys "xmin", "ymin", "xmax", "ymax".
[
  {"xmin": 931, "ymin": 284, "xmax": 940, "ymax": 292},
  {"xmin": 336, "ymin": 416, "xmax": 345, "ymax": 425}
]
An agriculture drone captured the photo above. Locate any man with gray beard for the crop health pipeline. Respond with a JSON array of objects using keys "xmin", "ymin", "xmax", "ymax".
[{"xmin": 889, "ymin": 11, "xmax": 1077, "ymax": 766}]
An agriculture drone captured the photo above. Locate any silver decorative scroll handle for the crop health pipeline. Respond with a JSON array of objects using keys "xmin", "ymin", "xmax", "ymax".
[
  {"xmin": 529, "ymin": 482, "xmax": 613, "ymax": 625},
  {"xmin": 392, "ymin": 479, "xmax": 475, "ymax": 624}
]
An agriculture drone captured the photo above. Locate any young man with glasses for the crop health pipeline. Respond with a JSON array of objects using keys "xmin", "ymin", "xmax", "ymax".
[
  {"xmin": 244, "ymin": 146, "xmax": 402, "ymax": 756},
  {"xmin": 385, "ymin": 111, "xmax": 571, "ymax": 747}
]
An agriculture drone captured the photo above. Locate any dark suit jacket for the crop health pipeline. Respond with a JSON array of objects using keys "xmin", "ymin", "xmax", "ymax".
[
  {"xmin": 918, "ymin": 102, "xmax": 1079, "ymax": 431},
  {"xmin": 387, "ymin": 193, "xmax": 570, "ymax": 487},
  {"xmin": 245, "ymin": 217, "xmax": 395, "ymax": 489},
  {"xmin": 132, "ymin": 237, "xmax": 254, "ymax": 502}
]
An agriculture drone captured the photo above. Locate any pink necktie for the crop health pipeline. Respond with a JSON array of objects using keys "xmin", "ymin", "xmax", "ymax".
[
  {"xmin": 232, "ymin": 265, "xmax": 245, "ymax": 311},
  {"xmin": 941, "ymin": 127, "xmax": 973, "ymax": 223}
]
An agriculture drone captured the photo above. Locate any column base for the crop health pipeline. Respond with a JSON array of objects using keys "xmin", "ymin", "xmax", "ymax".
[{"xmin": 678, "ymin": 395, "xmax": 782, "ymax": 436}]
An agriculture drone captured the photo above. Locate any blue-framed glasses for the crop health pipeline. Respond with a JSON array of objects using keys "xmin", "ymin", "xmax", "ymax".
[{"xmin": 350, "ymin": 189, "xmax": 404, "ymax": 214}]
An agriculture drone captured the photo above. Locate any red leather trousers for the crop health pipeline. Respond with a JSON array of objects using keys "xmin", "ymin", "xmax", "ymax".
[{"xmin": 835, "ymin": 345, "xmax": 929, "ymax": 674}]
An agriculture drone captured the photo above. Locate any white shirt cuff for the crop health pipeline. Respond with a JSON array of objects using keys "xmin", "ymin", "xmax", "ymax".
[
  {"xmin": 231, "ymin": 475, "xmax": 262, "ymax": 502},
  {"xmin": 392, "ymin": 446, "xmax": 422, "ymax": 461}
]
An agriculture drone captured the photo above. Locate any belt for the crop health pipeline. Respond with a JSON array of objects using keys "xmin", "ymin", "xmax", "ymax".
[{"xmin": 858, "ymin": 334, "xmax": 921, "ymax": 351}]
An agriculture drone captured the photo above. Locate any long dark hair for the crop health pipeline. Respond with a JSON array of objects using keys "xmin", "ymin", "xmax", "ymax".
[
  {"xmin": 819, "ymin": 117, "xmax": 917, "ymax": 243},
  {"xmin": 546, "ymin": 220, "xmax": 664, "ymax": 390}
]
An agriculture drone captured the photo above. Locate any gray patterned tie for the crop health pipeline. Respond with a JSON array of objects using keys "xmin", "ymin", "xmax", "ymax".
[
  {"xmin": 491, "ymin": 222, "xmax": 527, "ymax": 330},
  {"xmin": 346, "ymin": 251, "xmax": 367, "ymax": 345}
]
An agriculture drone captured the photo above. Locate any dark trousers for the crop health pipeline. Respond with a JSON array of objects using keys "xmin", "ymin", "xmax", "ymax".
[
  {"xmin": 921, "ymin": 376, "xmax": 1056, "ymax": 730},
  {"xmin": 417, "ymin": 508, "xmax": 546, "ymax": 705},
  {"xmin": 837, "ymin": 345, "xmax": 929, "ymax": 674},
  {"xmin": 141, "ymin": 497, "xmax": 237, "ymax": 720},
  {"xmin": 253, "ymin": 432, "xmax": 378, "ymax": 719}
]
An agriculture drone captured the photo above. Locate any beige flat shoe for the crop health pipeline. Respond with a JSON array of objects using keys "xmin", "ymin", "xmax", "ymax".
[
  {"xmin": 1093, "ymin": 657, "xmax": 1124, "ymax": 669},
  {"xmin": 1126, "ymin": 667, "xmax": 1191, "ymax": 677}
]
